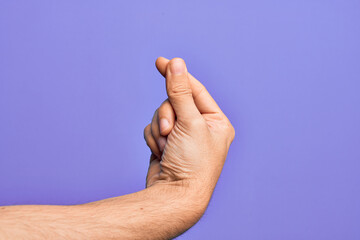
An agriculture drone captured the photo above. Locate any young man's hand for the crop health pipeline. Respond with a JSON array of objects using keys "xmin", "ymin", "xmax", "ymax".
[
  {"xmin": 144, "ymin": 57, "xmax": 235, "ymax": 203},
  {"xmin": 0, "ymin": 57, "xmax": 235, "ymax": 240}
]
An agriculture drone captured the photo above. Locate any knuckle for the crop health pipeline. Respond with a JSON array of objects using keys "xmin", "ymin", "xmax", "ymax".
[
  {"xmin": 159, "ymin": 100, "xmax": 169, "ymax": 114},
  {"xmin": 185, "ymin": 117, "xmax": 205, "ymax": 130},
  {"xmin": 161, "ymin": 98, "xmax": 171, "ymax": 108},
  {"xmin": 151, "ymin": 119, "xmax": 158, "ymax": 136},
  {"xmin": 143, "ymin": 124, "xmax": 151, "ymax": 138},
  {"xmin": 168, "ymin": 84, "xmax": 192, "ymax": 99},
  {"xmin": 158, "ymin": 99, "xmax": 174, "ymax": 122},
  {"xmin": 230, "ymin": 125, "xmax": 235, "ymax": 140},
  {"xmin": 152, "ymin": 119, "xmax": 158, "ymax": 130},
  {"xmin": 226, "ymin": 122, "xmax": 235, "ymax": 141},
  {"xmin": 152, "ymin": 108, "xmax": 159, "ymax": 122},
  {"xmin": 217, "ymin": 117, "xmax": 235, "ymax": 142}
]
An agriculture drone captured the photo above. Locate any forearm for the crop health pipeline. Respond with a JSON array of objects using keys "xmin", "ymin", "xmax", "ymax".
[
  {"xmin": 0, "ymin": 182, "xmax": 210, "ymax": 240},
  {"xmin": 87, "ymin": 182, "xmax": 210, "ymax": 239}
]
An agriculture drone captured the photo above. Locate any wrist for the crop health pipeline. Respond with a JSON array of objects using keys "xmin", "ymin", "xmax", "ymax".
[{"xmin": 150, "ymin": 178, "xmax": 212, "ymax": 218}]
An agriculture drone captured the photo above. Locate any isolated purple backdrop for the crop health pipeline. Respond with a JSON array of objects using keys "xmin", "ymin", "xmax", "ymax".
[{"xmin": 1, "ymin": 1, "xmax": 359, "ymax": 239}]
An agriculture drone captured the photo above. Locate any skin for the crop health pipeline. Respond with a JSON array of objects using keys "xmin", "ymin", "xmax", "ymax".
[{"xmin": 0, "ymin": 57, "xmax": 235, "ymax": 240}]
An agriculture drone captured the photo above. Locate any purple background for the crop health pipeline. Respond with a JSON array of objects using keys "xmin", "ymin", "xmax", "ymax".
[{"xmin": 1, "ymin": 1, "xmax": 359, "ymax": 239}]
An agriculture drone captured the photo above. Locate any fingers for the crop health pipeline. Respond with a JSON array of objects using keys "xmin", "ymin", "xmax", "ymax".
[
  {"xmin": 151, "ymin": 109, "xmax": 167, "ymax": 152},
  {"xmin": 165, "ymin": 58, "xmax": 201, "ymax": 121},
  {"xmin": 144, "ymin": 100, "xmax": 175, "ymax": 158},
  {"xmin": 144, "ymin": 124, "xmax": 161, "ymax": 158},
  {"xmin": 156, "ymin": 56, "xmax": 222, "ymax": 115},
  {"xmin": 158, "ymin": 99, "xmax": 175, "ymax": 136}
]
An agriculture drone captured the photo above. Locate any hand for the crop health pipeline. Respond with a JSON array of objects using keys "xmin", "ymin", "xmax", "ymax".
[
  {"xmin": 144, "ymin": 57, "xmax": 235, "ymax": 196},
  {"xmin": 144, "ymin": 98, "xmax": 175, "ymax": 161}
]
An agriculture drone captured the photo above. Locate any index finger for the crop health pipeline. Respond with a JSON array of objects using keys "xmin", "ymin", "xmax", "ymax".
[{"xmin": 155, "ymin": 57, "xmax": 222, "ymax": 115}]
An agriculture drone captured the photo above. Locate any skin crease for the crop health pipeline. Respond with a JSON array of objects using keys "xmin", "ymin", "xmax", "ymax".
[{"xmin": 0, "ymin": 57, "xmax": 235, "ymax": 240}]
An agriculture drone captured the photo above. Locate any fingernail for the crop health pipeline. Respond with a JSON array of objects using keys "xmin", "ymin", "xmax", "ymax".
[
  {"xmin": 158, "ymin": 136, "xmax": 167, "ymax": 152},
  {"xmin": 170, "ymin": 58, "xmax": 185, "ymax": 75},
  {"xmin": 160, "ymin": 118, "xmax": 169, "ymax": 134}
]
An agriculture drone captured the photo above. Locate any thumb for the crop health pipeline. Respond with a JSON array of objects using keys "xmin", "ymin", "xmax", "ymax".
[{"xmin": 166, "ymin": 58, "xmax": 201, "ymax": 121}]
